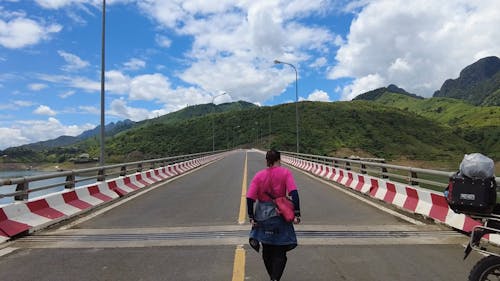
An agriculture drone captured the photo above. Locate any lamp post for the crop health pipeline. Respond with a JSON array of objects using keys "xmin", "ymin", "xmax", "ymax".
[
  {"xmin": 99, "ymin": 0, "xmax": 106, "ymax": 166},
  {"xmin": 212, "ymin": 92, "xmax": 227, "ymax": 151},
  {"xmin": 274, "ymin": 60, "xmax": 299, "ymax": 153}
]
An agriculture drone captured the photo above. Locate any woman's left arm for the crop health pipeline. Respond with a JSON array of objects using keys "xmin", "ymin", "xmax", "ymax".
[
  {"xmin": 285, "ymin": 170, "xmax": 300, "ymax": 217},
  {"xmin": 289, "ymin": 190, "xmax": 301, "ymax": 217}
]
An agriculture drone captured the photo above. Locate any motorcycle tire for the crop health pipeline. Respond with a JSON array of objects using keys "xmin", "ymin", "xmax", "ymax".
[{"xmin": 469, "ymin": 255, "xmax": 500, "ymax": 281}]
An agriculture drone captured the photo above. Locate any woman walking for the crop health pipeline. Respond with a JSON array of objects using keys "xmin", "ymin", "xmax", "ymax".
[{"xmin": 247, "ymin": 149, "xmax": 301, "ymax": 281}]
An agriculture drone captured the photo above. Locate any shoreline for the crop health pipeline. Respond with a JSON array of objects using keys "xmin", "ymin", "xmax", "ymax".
[{"xmin": 0, "ymin": 162, "xmax": 100, "ymax": 172}]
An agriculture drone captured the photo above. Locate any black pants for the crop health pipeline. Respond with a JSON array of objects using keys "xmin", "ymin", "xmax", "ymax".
[{"xmin": 262, "ymin": 244, "xmax": 288, "ymax": 281}]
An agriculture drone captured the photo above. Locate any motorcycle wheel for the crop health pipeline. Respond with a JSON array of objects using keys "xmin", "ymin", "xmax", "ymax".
[{"xmin": 469, "ymin": 255, "xmax": 500, "ymax": 281}]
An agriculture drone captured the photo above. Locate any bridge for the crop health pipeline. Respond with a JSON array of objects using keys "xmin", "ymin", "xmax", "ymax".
[{"xmin": 0, "ymin": 149, "xmax": 498, "ymax": 280}]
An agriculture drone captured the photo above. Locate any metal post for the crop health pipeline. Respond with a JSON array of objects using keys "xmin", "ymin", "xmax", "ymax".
[
  {"xmin": 410, "ymin": 171, "xmax": 419, "ymax": 186},
  {"xmin": 65, "ymin": 174, "xmax": 75, "ymax": 189},
  {"xmin": 294, "ymin": 67, "xmax": 299, "ymax": 153},
  {"xmin": 274, "ymin": 60, "xmax": 299, "ymax": 153},
  {"xmin": 212, "ymin": 92, "xmax": 227, "ymax": 151},
  {"xmin": 15, "ymin": 182, "xmax": 28, "ymax": 201},
  {"xmin": 268, "ymin": 110, "xmax": 271, "ymax": 149},
  {"xmin": 99, "ymin": 0, "xmax": 106, "ymax": 166}
]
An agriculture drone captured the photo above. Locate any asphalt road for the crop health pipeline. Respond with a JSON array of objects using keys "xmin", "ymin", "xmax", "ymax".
[{"xmin": 0, "ymin": 150, "xmax": 485, "ymax": 280}]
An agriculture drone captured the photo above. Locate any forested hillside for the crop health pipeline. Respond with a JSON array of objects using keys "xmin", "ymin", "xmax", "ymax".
[
  {"xmin": 370, "ymin": 92, "xmax": 500, "ymax": 159},
  {"xmin": 71, "ymin": 101, "xmax": 475, "ymax": 164}
]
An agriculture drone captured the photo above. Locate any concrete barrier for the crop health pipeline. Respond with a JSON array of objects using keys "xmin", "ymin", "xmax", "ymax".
[
  {"xmin": 0, "ymin": 182, "xmax": 119, "ymax": 237},
  {"xmin": 0, "ymin": 151, "xmax": 228, "ymax": 242},
  {"xmin": 282, "ymin": 156, "xmax": 483, "ymax": 234}
]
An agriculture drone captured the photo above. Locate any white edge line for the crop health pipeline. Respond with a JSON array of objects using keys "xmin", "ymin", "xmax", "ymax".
[{"xmin": 0, "ymin": 247, "xmax": 18, "ymax": 257}]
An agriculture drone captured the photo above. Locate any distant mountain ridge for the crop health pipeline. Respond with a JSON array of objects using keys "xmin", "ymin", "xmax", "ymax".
[
  {"xmin": 433, "ymin": 56, "xmax": 500, "ymax": 106},
  {"xmin": 145, "ymin": 100, "xmax": 257, "ymax": 125},
  {"xmin": 15, "ymin": 119, "xmax": 136, "ymax": 151},
  {"xmin": 353, "ymin": 84, "xmax": 423, "ymax": 101},
  {"xmin": 3, "ymin": 101, "xmax": 257, "ymax": 151}
]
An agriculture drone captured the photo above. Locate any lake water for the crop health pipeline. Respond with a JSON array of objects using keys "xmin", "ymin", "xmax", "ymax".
[{"xmin": 0, "ymin": 170, "xmax": 97, "ymax": 205}]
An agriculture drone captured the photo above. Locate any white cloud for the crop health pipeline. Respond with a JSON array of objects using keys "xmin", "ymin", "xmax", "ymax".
[
  {"xmin": 307, "ymin": 89, "xmax": 330, "ymax": 102},
  {"xmin": 34, "ymin": 0, "xmax": 132, "ymax": 9},
  {"xmin": 129, "ymin": 73, "xmax": 171, "ymax": 100},
  {"xmin": 330, "ymin": 0, "xmax": 500, "ymax": 98},
  {"xmin": 26, "ymin": 0, "xmax": 339, "ymax": 111},
  {"xmin": 109, "ymin": 98, "xmax": 154, "ymax": 121},
  {"xmin": 0, "ymin": 118, "xmax": 95, "ymax": 149},
  {"xmin": 155, "ymin": 35, "xmax": 172, "ymax": 48},
  {"xmin": 0, "ymin": 17, "xmax": 62, "ymax": 49},
  {"xmin": 180, "ymin": 57, "xmax": 292, "ymax": 104},
  {"xmin": 138, "ymin": 0, "xmax": 336, "ymax": 104},
  {"xmin": 28, "ymin": 83, "xmax": 48, "ymax": 91},
  {"xmin": 58, "ymin": 50, "xmax": 90, "ymax": 71},
  {"xmin": 35, "ymin": 0, "xmax": 88, "ymax": 9},
  {"xmin": 34, "ymin": 105, "xmax": 57, "ymax": 116},
  {"xmin": 13, "ymin": 100, "xmax": 34, "ymax": 107},
  {"xmin": 59, "ymin": 90, "xmax": 75, "ymax": 98},
  {"xmin": 310, "ymin": 57, "xmax": 327, "ymax": 68},
  {"xmin": 78, "ymin": 105, "xmax": 99, "ymax": 115},
  {"xmin": 341, "ymin": 73, "xmax": 386, "ymax": 100},
  {"xmin": 123, "ymin": 58, "xmax": 146, "ymax": 71},
  {"xmin": 105, "ymin": 70, "xmax": 131, "ymax": 94},
  {"xmin": 0, "ymin": 128, "xmax": 29, "ymax": 149}
]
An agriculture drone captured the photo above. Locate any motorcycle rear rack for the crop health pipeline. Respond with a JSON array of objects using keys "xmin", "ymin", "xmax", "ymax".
[{"xmin": 470, "ymin": 216, "xmax": 500, "ymax": 257}]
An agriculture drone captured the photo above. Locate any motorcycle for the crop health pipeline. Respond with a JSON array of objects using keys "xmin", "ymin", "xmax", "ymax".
[
  {"xmin": 443, "ymin": 154, "xmax": 499, "ymax": 280},
  {"xmin": 444, "ymin": 167, "xmax": 499, "ymax": 281}
]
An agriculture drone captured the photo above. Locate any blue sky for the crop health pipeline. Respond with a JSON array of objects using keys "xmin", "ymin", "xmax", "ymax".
[{"xmin": 0, "ymin": 0, "xmax": 499, "ymax": 149}]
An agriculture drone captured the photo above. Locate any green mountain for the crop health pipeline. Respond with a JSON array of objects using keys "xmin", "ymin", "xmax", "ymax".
[
  {"xmin": 433, "ymin": 56, "xmax": 500, "ymax": 106},
  {"xmin": 353, "ymin": 84, "xmax": 423, "ymax": 101},
  {"xmin": 0, "ymin": 101, "xmax": 258, "ymax": 163},
  {"xmin": 2, "ymin": 101, "xmax": 255, "ymax": 152},
  {"xmin": 365, "ymin": 92, "xmax": 500, "ymax": 159},
  {"xmin": 74, "ymin": 101, "xmax": 474, "ymax": 163},
  {"xmin": 139, "ymin": 100, "xmax": 257, "ymax": 126},
  {"xmin": 2, "ymin": 94, "xmax": 497, "ymax": 166}
]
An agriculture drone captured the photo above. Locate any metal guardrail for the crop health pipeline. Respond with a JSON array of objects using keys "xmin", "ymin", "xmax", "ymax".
[
  {"xmin": 0, "ymin": 150, "xmax": 225, "ymax": 202},
  {"xmin": 282, "ymin": 151, "xmax": 500, "ymax": 192}
]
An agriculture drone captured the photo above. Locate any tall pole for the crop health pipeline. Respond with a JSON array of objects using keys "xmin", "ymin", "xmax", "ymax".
[
  {"xmin": 274, "ymin": 60, "xmax": 299, "ymax": 153},
  {"xmin": 99, "ymin": 0, "xmax": 106, "ymax": 166},
  {"xmin": 268, "ymin": 110, "xmax": 271, "ymax": 149},
  {"xmin": 212, "ymin": 92, "xmax": 227, "ymax": 151}
]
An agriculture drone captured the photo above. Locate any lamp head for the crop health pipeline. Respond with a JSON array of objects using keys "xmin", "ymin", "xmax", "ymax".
[{"xmin": 274, "ymin": 59, "xmax": 282, "ymax": 64}]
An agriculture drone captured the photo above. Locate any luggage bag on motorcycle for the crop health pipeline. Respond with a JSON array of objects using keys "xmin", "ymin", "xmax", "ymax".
[{"xmin": 446, "ymin": 172, "xmax": 497, "ymax": 215}]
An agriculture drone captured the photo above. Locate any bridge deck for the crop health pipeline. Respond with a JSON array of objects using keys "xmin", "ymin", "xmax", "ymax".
[{"xmin": 0, "ymin": 151, "xmax": 483, "ymax": 280}]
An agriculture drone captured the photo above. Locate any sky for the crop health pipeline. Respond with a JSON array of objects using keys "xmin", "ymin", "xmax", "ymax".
[{"xmin": 0, "ymin": 0, "xmax": 499, "ymax": 150}]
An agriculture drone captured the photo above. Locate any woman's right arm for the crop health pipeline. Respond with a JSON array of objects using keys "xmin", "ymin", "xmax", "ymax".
[
  {"xmin": 247, "ymin": 198, "xmax": 255, "ymax": 220},
  {"xmin": 246, "ymin": 173, "xmax": 260, "ymax": 222}
]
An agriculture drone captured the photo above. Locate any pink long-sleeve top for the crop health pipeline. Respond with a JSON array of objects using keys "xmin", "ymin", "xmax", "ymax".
[{"xmin": 247, "ymin": 166, "xmax": 297, "ymax": 201}]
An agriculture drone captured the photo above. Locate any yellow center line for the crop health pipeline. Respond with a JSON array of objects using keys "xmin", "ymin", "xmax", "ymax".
[
  {"xmin": 238, "ymin": 152, "xmax": 248, "ymax": 225},
  {"xmin": 233, "ymin": 153, "xmax": 248, "ymax": 281},
  {"xmin": 231, "ymin": 245, "xmax": 246, "ymax": 281}
]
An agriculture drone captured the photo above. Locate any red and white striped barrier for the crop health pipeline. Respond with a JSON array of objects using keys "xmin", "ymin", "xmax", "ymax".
[
  {"xmin": 0, "ymin": 182, "xmax": 119, "ymax": 237},
  {"xmin": 0, "ymin": 151, "xmax": 228, "ymax": 242},
  {"xmin": 282, "ymin": 155, "xmax": 483, "ymax": 234}
]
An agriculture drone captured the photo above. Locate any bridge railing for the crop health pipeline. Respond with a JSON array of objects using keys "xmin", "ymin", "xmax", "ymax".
[
  {"xmin": 0, "ymin": 150, "xmax": 225, "ymax": 203},
  {"xmin": 281, "ymin": 151, "xmax": 500, "ymax": 191}
]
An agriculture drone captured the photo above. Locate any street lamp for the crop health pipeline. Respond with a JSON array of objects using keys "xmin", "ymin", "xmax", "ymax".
[
  {"xmin": 212, "ymin": 92, "xmax": 228, "ymax": 151},
  {"xmin": 274, "ymin": 59, "xmax": 299, "ymax": 153},
  {"xmin": 99, "ymin": 0, "xmax": 106, "ymax": 166}
]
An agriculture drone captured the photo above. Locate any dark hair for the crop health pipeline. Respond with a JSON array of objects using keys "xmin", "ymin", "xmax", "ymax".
[{"xmin": 266, "ymin": 149, "xmax": 281, "ymax": 167}]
